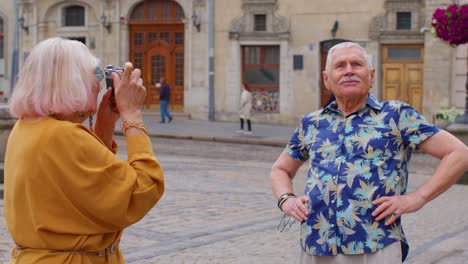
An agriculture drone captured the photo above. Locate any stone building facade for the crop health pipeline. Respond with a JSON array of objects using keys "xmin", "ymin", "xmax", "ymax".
[{"xmin": 0, "ymin": 0, "xmax": 466, "ymax": 125}]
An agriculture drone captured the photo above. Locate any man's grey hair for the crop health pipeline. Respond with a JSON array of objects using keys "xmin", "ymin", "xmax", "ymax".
[{"xmin": 325, "ymin": 42, "xmax": 373, "ymax": 73}]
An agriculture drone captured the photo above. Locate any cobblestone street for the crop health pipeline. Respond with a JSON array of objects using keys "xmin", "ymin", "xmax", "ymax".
[{"xmin": 1, "ymin": 137, "xmax": 467, "ymax": 263}]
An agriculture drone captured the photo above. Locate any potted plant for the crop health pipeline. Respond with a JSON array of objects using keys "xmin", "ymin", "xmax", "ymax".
[
  {"xmin": 431, "ymin": 4, "xmax": 468, "ymax": 124},
  {"xmin": 434, "ymin": 107, "xmax": 463, "ymax": 128}
]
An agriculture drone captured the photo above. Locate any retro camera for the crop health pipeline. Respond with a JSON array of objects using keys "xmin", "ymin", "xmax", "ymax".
[{"xmin": 105, "ymin": 65, "xmax": 124, "ymax": 89}]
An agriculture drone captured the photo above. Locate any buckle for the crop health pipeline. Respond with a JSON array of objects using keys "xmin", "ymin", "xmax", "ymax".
[{"xmin": 105, "ymin": 241, "xmax": 119, "ymax": 255}]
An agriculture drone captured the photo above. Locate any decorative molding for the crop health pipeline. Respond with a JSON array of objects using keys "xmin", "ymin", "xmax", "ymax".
[
  {"xmin": 229, "ymin": 0, "xmax": 289, "ymax": 40},
  {"xmin": 193, "ymin": 0, "xmax": 206, "ymax": 8},
  {"xmin": 369, "ymin": 0, "xmax": 424, "ymax": 41}
]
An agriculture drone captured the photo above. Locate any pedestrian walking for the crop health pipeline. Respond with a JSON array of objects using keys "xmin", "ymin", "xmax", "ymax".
[
  {"xmin": 159, "ymin": 77, "xmax": 173, "ymax": 123},
  {"xmin": 4, "ymin": 37, "xmax": 165, "ymax": 263},
  {"xmin": 237, "ymin": 82, "xmax": 253, "ymax": 134},
  {"xmin": 270, "ymin": 42, "xmax": 468, "ymax": 263}
]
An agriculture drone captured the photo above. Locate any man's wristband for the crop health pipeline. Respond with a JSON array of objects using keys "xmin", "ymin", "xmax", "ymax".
[{"xmin": 277, "ymin": 193, "xmax": 296, "ymax": 211}]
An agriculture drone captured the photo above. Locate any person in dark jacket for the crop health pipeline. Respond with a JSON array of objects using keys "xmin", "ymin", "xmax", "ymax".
[{"xmin": 159, "ymin": 77, "xmax": 173, "ymax": 123}]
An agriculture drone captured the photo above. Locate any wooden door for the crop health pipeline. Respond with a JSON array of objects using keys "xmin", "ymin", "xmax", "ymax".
[
  {"xmin": 146, "ymin": 39, "xmax": 171, "ymax": 108},
  {"xmin": 320, "ymin": 39, "xmax": 349, "ymax": 107},
  {"xmin": 382, "ymin": 45, "xmax": 424, "ymax": 112},
  {"xmin": 128, "ymin": 0, "xmax": 185, "ymax": 110}
]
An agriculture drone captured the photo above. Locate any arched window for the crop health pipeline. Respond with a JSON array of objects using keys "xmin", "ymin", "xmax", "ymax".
[
  {"xmin": 130, "ymin": 0, "xmax": 185, "ymax": 21},
  {"xmin": 63, "ymin": 5, "xmax": 85, "ymax": 26},
  {"xmin": 131, "ymin": 2, "xmax": 144, "ymax": 20}
]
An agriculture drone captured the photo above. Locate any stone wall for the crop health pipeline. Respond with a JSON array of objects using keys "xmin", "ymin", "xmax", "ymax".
[{"xmin": 0, "ymin": 105, "xmax": 16, "ymax": 186}]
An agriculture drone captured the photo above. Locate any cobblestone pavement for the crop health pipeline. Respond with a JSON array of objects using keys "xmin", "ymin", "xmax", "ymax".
[{"xmin": 1, "ymin": 137, "xmax": 467, "ymax": 263}]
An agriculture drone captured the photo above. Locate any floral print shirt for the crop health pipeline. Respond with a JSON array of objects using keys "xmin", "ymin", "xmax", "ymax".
[{"xmin": 285, "ymin": 94, "xmax": 440, "ymax": 261}]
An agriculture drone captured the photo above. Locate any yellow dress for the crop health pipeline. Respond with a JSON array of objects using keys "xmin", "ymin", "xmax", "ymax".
[{"xmin": 4, "ymin": 117, "xmax": 165, "ymax": 263}]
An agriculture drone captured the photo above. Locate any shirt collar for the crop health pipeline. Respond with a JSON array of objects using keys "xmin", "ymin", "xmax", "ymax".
[{"xmin": 321, "ymin": 93, "xmax": 382, "ymax": 115}]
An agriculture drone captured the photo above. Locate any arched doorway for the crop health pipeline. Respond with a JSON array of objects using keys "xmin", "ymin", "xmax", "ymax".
[
  {"xmin": 319, "ymin": 39, "xmax": 349, "ymax": 107},
  {"xmin": 128, "ymin": 0, "xmax": 185, "ymax": 110}
]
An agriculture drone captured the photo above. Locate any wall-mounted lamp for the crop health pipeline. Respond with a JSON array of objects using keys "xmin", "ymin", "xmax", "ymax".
[
  {"xmin": 192, "ymin": 11, "xmax": 201, "ymax": 32},
  {"xmin": 100, "ymin": 15, "xmax": 112, "ymax": 33},
  {"xmin": 19, "ymin": 16, "xmax": 29, "ymax": 35},
  {"xmin": 331, "ymin": 20, "xmax": 339, "ymax": 38}
]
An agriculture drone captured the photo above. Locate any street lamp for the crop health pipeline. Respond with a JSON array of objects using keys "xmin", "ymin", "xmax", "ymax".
[
  {"xmin": 100, "ymin": 15, "xmax": 111, "ymax": 33},
  {"xmin": 18, "ymin": 16, "xmax": 28, "ymax": 35}
]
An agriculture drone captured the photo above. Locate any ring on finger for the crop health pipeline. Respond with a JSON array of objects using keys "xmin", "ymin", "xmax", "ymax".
[{"xmin": 392, "ymin": 212, "xmax": 399, "ymax": 218}]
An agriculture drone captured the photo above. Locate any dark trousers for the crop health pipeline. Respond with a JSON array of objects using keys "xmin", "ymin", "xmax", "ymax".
[{"xmin": 240, "ymin": 118, "xmax": 251, "ymax": 131}]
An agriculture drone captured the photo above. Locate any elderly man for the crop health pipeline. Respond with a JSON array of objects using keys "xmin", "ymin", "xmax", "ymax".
[{"xmin": 271, "ymin": 42, "xmax": 468, "ymax": 263}]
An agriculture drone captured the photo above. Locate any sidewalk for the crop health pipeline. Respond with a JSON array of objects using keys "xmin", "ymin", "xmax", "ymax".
[{"xmin": 115, "ymin": 114, "xmax": 297, "ymax": 147}]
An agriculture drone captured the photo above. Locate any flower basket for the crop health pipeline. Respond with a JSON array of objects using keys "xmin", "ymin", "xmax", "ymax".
[{"xmin": 431, "ymin": 4, "xmax": 468, "ymax": 46}]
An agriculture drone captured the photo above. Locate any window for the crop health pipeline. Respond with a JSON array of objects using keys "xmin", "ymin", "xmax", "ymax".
[
  {"xmin": 149, "ymin": 1, "xmax": 158, "ymax": 20},
  {"xmin": 176, "ymin": 5, "xmax": 185, "ymax": 19},
  {"xmin": 67, "ymin": 37, "xmax": 86, "ymax": 45},
  {"xmin": 254, "ymin": 14, "xmax": 266, "ymax": 31},
  {"xmin": 396, "ymin": 12, "xmax": 411, "ymax": 30},
  {"xmin": 162, "ymin": 0, "xmax": 171, "ymax": 19},
  {"xmin": 64, "ymin": 5, "xmax": 85, "ymax": 26},
  {"xmin": 130, "ymin": 0, "xmax": 184, "ymax": 21},
  {"xmin": 242, "ymin": 46, "xmax": 280, "ymax": 113},
  {"xmin": 151, "ymin": 55, "xmax": 165, "ymax": 84},
  {"xmin": 131, "ymin": 2, "xmax": 144, "ymax": 20},
  {"xmin": 175, "ymin": 52, "xmax": 184, "ymax": 86},
  {"xmin": 388, "ymin": 47, "xmax": 422, "ymax": 59},
  {"xmin": 175, "ymin": 32, "xmax": 184, "ymax": 45},
  {"xmin": 134, "ymin": 32, "xmax": 143, "ymax": 46}
]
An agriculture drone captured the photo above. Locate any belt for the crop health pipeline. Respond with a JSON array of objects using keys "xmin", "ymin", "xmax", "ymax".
[{"xmin": 15, "ymin": 240, "xmax": 120, "ymax": 257}]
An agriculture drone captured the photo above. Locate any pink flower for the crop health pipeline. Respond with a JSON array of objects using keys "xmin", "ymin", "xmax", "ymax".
[{"xmin": 432, "ymin": 4, "xmax": 468, "ymax": 46}]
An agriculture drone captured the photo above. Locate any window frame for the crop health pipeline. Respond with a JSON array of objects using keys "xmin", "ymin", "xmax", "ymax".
[
  {"xmin": 60, "ymin": 4, "xmax": 87, "ymax": 29},
  {"xmin": 254, "ymin": 14, "xmax": 267, "ymax": 32},
  {"xmin": 242, "ymin": 46, "xmax": 280, "ymax": 87},
  {"xmin": 396, "ymin": 12, "xmax": 412, "ymax": 30},
  {"xmin": 129, "ymin": 0, "xmax": 185, "ymax": 21}
]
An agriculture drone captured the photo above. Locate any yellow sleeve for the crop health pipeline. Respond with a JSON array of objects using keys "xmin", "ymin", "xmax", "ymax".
[{"xmin": 41, "ymin": 123, "xmax": 164, "ymax": 232}]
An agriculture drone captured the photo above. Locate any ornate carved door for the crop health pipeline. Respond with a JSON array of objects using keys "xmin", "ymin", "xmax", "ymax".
[{"xmin": 128, "ymin": 0, "xmax": 185, "ymax": 110}]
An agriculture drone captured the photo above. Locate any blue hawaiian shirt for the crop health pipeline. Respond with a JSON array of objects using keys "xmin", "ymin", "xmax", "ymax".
[{"xmin": 285, "ymin": 94, "xmax": 439, "ymax": 261}]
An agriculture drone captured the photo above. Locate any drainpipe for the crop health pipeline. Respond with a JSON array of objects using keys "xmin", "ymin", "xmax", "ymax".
[
  {"xmin": 9, "ymin": 0, "xmax": 20, "ymax": 94},
  {"xmin": 116, "ymin": 0, "xmax": 121, "ymax": 66},
  {"xmin": 208, "ymin": 0, "xmax": 214, "ymax": 121}
]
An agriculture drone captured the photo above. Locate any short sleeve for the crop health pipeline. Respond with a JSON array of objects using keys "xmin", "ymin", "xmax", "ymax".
[
  {"xmin": 284, "ymin": 115, "xmax": 311, "ymax": 161},
  {"xmin": 398, "ymin": 105, "xmax": 440, "ymax": 149}
]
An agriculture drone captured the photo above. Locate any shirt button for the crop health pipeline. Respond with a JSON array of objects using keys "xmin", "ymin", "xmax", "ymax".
[{"xmin": 330, "ymin": 224, "xmax": 335, "ymax": 228}]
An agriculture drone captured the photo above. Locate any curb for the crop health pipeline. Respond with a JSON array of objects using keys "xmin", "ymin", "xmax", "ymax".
[{"xmin": 114, "ymin": 131, "xmax": 286, "ymax": 147}]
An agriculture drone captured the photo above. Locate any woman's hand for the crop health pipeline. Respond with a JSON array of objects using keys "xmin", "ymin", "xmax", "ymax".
[
  {"xmin": 281, "ymin": 195, "xmax": 310, "ymax": 222},
  {"xmin": 94, "ymin": 88, "xmax": 120, "ymax": 149},
  {"xmin": 113, "ymin": 62, "xmax": 146, "ymax": 122}
]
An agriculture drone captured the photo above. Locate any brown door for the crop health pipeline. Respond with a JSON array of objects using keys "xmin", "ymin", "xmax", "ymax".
[
  {"xmin": 382, "ymin": 45, "xmax": 424, "ymax": 112},
  {"xmin": 146, "ymin": 39, "xmax": 171, "ymax": 109},
  {"xmin": 320, "ymin": 39, "xmax": 350, "ymax": 107},
  {"xmin": 128, "ymin": 0, "xmax": 185, "ymax": 110}
]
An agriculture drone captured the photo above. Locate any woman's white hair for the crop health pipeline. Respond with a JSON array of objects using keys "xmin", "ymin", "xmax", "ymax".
[
  {"xmin": 9, "ymin": 37, "xmax": 100, "ymax": 118},
  {"xmin": 325, "ymin": 42, "xmax": 373, "ymax": 74}
]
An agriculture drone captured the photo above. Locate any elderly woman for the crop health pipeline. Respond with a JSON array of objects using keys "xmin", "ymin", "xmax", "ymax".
[{"xmin": 4, "ymin": 38, "xmax": 164, "ymax": 263}]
